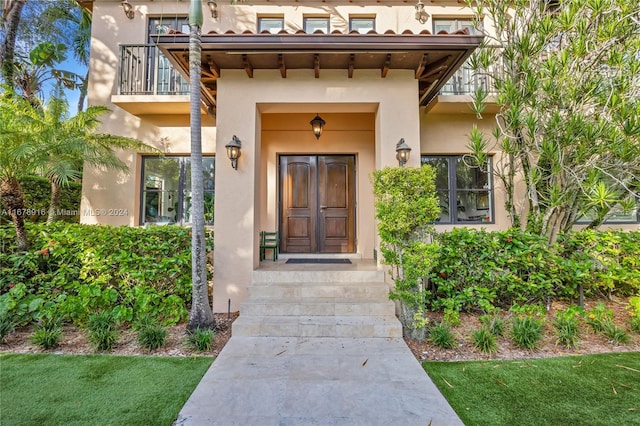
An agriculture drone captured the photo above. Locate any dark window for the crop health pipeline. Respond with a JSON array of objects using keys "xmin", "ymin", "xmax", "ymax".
[
  {"xmin": 141, "ymin": 156, "xmax": 215, "ymax": 226},
  {"xmin": 304, "ymin": 17, "xmax": 330, "ymax": 33},
  {"xmin": 422, "ymin": 155, "xmax": 494, "ymax": 224},
  {"xmin": 258, "ymin": 17, "xmax": 284, "ymax": 34},
  {"xmin": 349, "ymin": 17, "xmax": 375, "ymax": 34}
]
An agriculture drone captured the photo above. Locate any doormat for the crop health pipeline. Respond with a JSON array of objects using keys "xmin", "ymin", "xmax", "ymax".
[{"xmin": 285, "ymin": 258, "xmax": 352, "ymax": 264}]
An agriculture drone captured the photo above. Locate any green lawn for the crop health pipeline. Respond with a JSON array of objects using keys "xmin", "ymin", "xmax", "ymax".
[
  {"xmin": 0, "ymin": 354, "xmax": 213, "ymax": 426},
  {"xmin": 425, "ymin": 352, "xmax": 640, "ymax": 426}
]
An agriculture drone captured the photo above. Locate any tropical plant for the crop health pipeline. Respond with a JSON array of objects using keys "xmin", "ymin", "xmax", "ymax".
[
  {"xmin": 86, "ymin": 310, "xmax": 119, "ymax": 352},
  {"xmin": 429, "ymin": 321, "xmax": 457, "ymax": 349},
  {"xmin": 31, "ymin": 310, "xmax": 63, "ymax": 350},
  {"xmin": 187, "ymin": 0, "xmax": 215, "ymax": 331},
  {"xmin": 472, "ymin": 326, "xmax": 498, "ymax": 355},
  {"xmin": 465, "ymin": 0, "xmax": 640, "ymax": 242},
  {"xmin": 186, "ymin": 327, "xmax": 215, "ymax": 352},
  {"xmin": 479, "ymin": 314, "xmax": 505, "ymax": 337},
  {"xmin": 553, "ymin": 306, "xmax": 582, "ymax": 349},
  {"xmin": 135, "ymin": 317, "xmax": 167, "ymax": 351},
  {"xmin": 511, "ymin": 315, "xmax": 544, "ymax": 350}
]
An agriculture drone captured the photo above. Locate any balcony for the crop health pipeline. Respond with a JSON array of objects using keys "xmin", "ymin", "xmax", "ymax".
[
  {"xmin": 112, "ymin": 44, "xmax": 192, "ymax": 116},
  {"xmin": 427, "ymin": 61, "xmax": 501, "ymax": 114}
]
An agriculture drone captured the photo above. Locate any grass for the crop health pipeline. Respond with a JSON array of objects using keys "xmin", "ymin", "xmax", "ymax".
[
  {"xmin": 424, "ymin": 352, "xmax": 640, "ymax": 426},
  {"xmin": 0, "ymin": 354, "xmax": 213, "ymax": 426}
]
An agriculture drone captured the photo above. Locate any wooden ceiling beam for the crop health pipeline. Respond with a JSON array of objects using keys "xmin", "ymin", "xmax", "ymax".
[
  {"xmin": 278, "ymin": 54, "xmax": 287, "ymax": 78},
  {"xmin": 415, "ymin": 54, "xmax": 428, "ymax": 79},
  {"xmin": 348, "ymin": 54, "xmax": 355, "ymax": 78},
  {"xmin": 381, "ymin": 53, "xmax": 391, "ymax": 78},
  {"xmin": 242, "ymin": 54, "xmax": 254, "ymax": 78},
  {"xmin": 206, "ymin": 56, "xmax": 220, "ymax": 78},
  {"xmin": 418, "ymin": 55, "xmax": 452, "ymax": 79},
  {"xmin": 314, "ymin": 54, "xmax": 320, "ymax": 78}
]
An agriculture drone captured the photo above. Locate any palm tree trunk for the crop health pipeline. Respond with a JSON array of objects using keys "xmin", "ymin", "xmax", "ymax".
[
  {"xmin": 1, "ymin": 177, "xmax": 29, "ymax": 251},
  {"xmin": 47, "ymin": 178, "xmax": 62, "ymax": 224},
  {"xmin": 187, "ymin": 0, "xmax": 215, "ymax": 331},
  {"xmin": 1, "ymin": 0, "xmax": 26, "ymax": 86},
  {"xmin": 77, "ymin": 69, "xmax": 89, "ymax": 113}
]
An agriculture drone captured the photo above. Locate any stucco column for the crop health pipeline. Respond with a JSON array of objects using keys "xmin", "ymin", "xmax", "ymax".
[{"xmin": 213, "ymin": 71, "xmax": 260, "ymax": 313}]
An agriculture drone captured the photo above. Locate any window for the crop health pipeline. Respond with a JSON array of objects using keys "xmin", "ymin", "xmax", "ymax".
[
  {"xmin": 304, "ymin": 17, "xmax": 330, "ymax": 34},
  {"xmin": 421, "ymin": 155, "xmax": 494, "ymax": 224},
  {"xmin": 578, "ymin": 202, "xmax": 640, "ymax": 224},
  {"xmin": 258, "ymin": 17, "xmax": 284, "ymax": 34},
  {"xmin": 141, "ymin": 156, "xmax": 215, "ymax": 226},
  {"xmin": 349, "ymin": 17, "xmax": 375, "ymax": 34},
  {"xmin": 433, "ymin": 19, "xmax": 479, "ymax": 35}
]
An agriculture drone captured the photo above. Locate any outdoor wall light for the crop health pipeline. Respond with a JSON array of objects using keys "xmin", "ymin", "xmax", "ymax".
[
  {"xmin": 207, "ymin": 0, "xmax": 218, "ymax": 19},
  {"xmin": 121, "ymin": 0, "xmax": 135, "ymax": 20},
  {"xmin": 225, "ymin": 135, "xmax": 242, "ymax": 170},
  {"xmin": 395, "ymin": 138, "xmax": 412, "ymax": 167},
  {"xmin": 310, "ymin": 114, "xmax": 326, "ymax": 140},
  {"xmin": 414, "ymin": 0, "xmax": 429, "ymax": 24}
]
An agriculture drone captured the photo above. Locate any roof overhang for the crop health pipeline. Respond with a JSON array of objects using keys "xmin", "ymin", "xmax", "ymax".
[{"xmin": 155, "ymin": 31, "xmax": 483, "ymax": 115}]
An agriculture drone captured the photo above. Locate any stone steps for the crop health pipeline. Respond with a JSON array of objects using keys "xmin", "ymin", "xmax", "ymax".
[
  {"xmin": 234, "ymin": 268, "xmax": 402, "ymax": 338},
  {"xmin": 232, "ymin": 315, "xmax": 402, "ymax": 338}
]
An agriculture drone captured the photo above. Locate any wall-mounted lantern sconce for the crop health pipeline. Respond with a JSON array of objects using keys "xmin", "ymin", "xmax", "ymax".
[
  {"xmin": 121, "ymin": 0, "xmax": 135, "ymax": 20},
  {"xmin": 310, "ymin": 114, "xmax": 326, "ymax": 140},
  {"xmin": 207, "ymin": 0, "xmax": 218, "ymax": 19},
  {"xmin": 225, "ymin": 135, "xmax": 242, "ymax": 170},
  {"xmin": 395, "ymin": 138, "xmax": 412, "ymax": 167},
  {"xmin": 414, "ymin": 0, "xmax": 429, "ymax": 24}
]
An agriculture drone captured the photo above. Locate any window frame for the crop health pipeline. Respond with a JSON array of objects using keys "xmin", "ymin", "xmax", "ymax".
[
  {"xmin": 421, "ymin": 155, "xmax": 495, "ymax": 225},
  {"xmin": 303, "ymin": 16, "xmax": 330, "ymax": 34},
  {"xmin": 258, "ymin": 16, "xmax": 285, "ymax": 34},
  {"xmin": 349, "ymin": 17, "xmax": 375, "ymax": 34},
  {"xmin": 140, "ymin": 155, "xmax": 215, "ymax": 226}
]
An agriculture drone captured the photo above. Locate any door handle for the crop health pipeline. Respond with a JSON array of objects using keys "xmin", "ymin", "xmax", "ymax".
[{"xmin": 320, "ymin": 205, "xmax": 327, "ymax": 210}]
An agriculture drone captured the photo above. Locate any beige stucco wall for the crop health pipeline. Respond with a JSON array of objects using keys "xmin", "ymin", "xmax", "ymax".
[{"xmin": 212, "ymin": 69, "xmax": 421, "ymax": 312}]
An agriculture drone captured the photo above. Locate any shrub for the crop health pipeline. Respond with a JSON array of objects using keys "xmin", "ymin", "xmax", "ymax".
[
  {"xmin": 553, "ymin": 306, "xmax": 582, "ymax": 349},
  {"xmin": 86, "ymin": 311, "xmax": 120, "ymax": 352},
  {"xmin": 0, "ymin": 309, "xmax": 14, "ymax": 341},
  {"xmin": 585, "ymin": 302, "xmax": 614, "ymax": 333},
  {"xmin": 0, "ymin": 223, "xmax": 194, "ymax": 327},
  {"xmin": 135, "ymin": 317, "xmax": 167, "ymax": 351},
  {"xmin": 479, "ymin": 314, "xmax": 506, "ymax": 337},
  {"xmin": 511, "ymin": 316, "xmax": 544, "ymax": 349},
  {"xmin": 602, "ymin": 322, "xmax": 630, "ymax": 344},
  {"xmin": 186, "ymin": 327, "xmax": 215, "ymax": 352},
  {"xmin": 627, "ymin": 297, "xmax": 640, "ymax": 334},
  {"xmin": 429, "ymin": 321, "xmax": 456, "ymax": 349},
  {"xmin": 31, "ymin": 312, "xmax": 63, "ymax": 350},
  {"xmin": 472, "ymin": 326, "xmax": 498, "ymax": 355},
  {"xmin": 428, "ymin": 229, "xmax": 557, "ymax": 310}
]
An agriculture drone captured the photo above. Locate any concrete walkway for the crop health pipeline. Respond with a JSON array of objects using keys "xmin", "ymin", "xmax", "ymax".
[{"xmin": 174, "ymin": 336, "xmax": 463, "ymax": 425}]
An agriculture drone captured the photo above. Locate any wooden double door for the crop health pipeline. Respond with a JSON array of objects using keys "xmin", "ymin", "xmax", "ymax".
[{"xmin": 280, "ymin": 155, "xmax": 355, "ymax": 253}]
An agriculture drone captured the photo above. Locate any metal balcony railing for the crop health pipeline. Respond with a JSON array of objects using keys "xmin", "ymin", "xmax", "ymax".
[
  {"xmin": 118, "ymin": 44, "xmax": 189, "ymax": 96},
  {"xmin": 440, "ymin": 62, "xmax": 500, "ymax": 96}
]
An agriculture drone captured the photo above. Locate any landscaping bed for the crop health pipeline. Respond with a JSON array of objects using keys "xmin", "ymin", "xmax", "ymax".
[{"xmin": 406, "ymin": 296, "xmax": 640, "ymax": 362}]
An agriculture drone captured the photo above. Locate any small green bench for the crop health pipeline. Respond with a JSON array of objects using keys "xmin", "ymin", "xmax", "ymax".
[{"xmin": 260, "ymin": 231, "xmax": 278, "ymax": 261}]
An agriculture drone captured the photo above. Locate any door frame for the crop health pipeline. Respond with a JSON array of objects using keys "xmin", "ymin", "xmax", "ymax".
[{"xmin": 278, "ymin": 154, "xmax": 357, "ymax": 254}]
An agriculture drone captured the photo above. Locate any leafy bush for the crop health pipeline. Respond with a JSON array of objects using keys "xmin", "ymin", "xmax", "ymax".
[
  {"xmin": 186, "ymin": 327, "xmax": 215, "ymax": 352},
  {"xmin": 135, "ymin": 317, "xmax": 167, "ymax": 351},
  {"xmin": 429, "ymin": 321, "xmax": 456, "ymax": 349},
  {"xmin": 472, "ymin": 326, "xmax": 498, "ymax": 355},
  {"xmin": 553, "ymin": 306, "xmax": 582, "ymax": 349},
  {"xmin": 31, "ymin": 311, "xmax": 63, "ymax": 350},
  {"xmin": 0, "ymin": 223, "xmax": 195, "ymax": 327},
  {"xmin": 0, "ymin": 308, "xmax": 14, "ymax": 341},
  {"xmin": 428, "ymin": 229, "xmax": 557, "ymax": 310},
  {"xmin": 0, "ymin": 176, "xmax": 81, "ymax": 226},
  {"xmin": 627, "ymin": 297, "xmax": 640, "ymax": 333},
  {"xmin": 86, "ymin": 311, "xmax": 120, "ymax": 352},
  {"xmin": 511, "ymin": 316, "xmax": 545, "ymax": 349}
]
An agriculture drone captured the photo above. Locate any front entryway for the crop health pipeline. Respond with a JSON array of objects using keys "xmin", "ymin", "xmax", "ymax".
[{"xmin": 279, "ymin": 155, "xmax": 355, "ymax": 253}]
